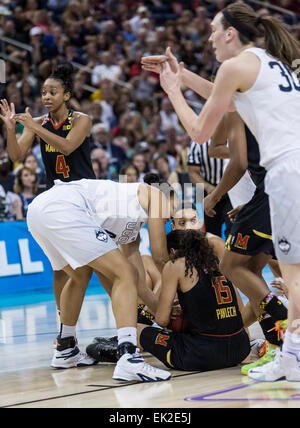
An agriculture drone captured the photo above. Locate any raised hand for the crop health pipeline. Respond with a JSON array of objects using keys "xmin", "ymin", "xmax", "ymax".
[
  {"xmin": 159, "ymin": 60, "xmax": 184, "ymax": 95},
  {"xmin": 13, "ymin": 107, "xmax": 35, "ymax": 130},
  {"xmin": 0, "ymin": 99, "xmax": 16, "ymax": 130},
  {"xmin": 141, "ymin": 46, "xmax": 179, "ymax": 74}
]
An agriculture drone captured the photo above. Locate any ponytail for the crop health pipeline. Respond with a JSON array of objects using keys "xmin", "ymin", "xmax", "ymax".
[
  {"xmin": 258, "ymin": 16, "xmax": 300, "ymax": 72},
  {"xmin": 221, "ymin": 3, "xmax": 300, "ymax": 73}
]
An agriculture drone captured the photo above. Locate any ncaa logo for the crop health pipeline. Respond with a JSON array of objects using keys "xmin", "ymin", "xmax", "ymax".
[{"xmin": 95, "ymin": 230, "xmax": 108, "ymax": 243}]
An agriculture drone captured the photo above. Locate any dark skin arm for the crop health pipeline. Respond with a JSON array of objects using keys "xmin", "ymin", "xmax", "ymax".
[
  {"xmin": 208, "ymin": 115, "xmax": 230, "ymax": 160},
  {"xmin": 14, "ymin": 109, "xmax": 92, "ymax": 156},
  {"xmin": 204, "ymin": 112, "xmax": 248, "ymax": 217}
]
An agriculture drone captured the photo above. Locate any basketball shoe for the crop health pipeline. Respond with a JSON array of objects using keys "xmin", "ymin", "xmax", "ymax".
[
  {"xmin": 241, "ymin": 341, "xmax": 279, "ymax": 375},
  {"xmin": 248, "ymin": 350, "xmax": 300, "ymax": 382},
  {"xmin": 86, "ymin": 336, "xmax": 118, "ymax": 363},
  {"xmin": 112, "ymin": 342, "xmax": 171, "ymax": 382},
  {"xmin": 51, "ymin": 336, "xmax": 97, "ymax": 369}
]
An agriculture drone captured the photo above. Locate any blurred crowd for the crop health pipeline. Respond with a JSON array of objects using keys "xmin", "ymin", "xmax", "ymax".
[{"xmin": 0, "ymin": 0, "xmax": 300, "ymax": 221}]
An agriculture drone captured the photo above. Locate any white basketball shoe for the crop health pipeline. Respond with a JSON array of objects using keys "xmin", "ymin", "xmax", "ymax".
[
  {"xmin": 112, "ymin": 342, "xmax": 171, "ymax": 382},
  {"xmin": 248, "ymin": 350, "xmax": 300, "ymax": 382},
  {"xmin": 51, "ymin": 336, "xmax": 97, "ymax": 369}
]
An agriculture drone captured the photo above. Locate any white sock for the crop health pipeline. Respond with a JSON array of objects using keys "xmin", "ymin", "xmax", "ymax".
[
  {"xmin": 60, "ymin": 324, "xmax": 76, "ymax": 339},
  {"xmin": 117, "ymin": 327, "xmax": 137, "ymax": 347},
  {"xmin": 282, "ymin": 330, "xmax": 300, "ymax": 361}
]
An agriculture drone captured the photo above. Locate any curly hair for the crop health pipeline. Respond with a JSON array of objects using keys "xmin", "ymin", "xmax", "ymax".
[{"xmin": 167, "ymin": 229, "xmax": 220, "ymax": 279}]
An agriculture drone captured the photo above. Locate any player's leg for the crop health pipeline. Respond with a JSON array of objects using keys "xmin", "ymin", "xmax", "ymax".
[
  {"xmin": 249, "ymin": 263, "xmax": 300, "ymax": 382},
  {"xmin": 220, "ymin": 250, "xmax": 288, "ymax": 374},
  {"xmin": 88, "ymin": 249, "xmax": 171, "ymax": 382},
  {"xmin": 52, "ymin": 265, "xmax": 96, "ymax": 369},
  {"xmin": 53, "ymin": 269, "xmax": 69, "ymax": 311}
]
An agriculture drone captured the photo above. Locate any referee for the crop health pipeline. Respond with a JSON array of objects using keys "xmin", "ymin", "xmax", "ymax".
[{"xmin": 187, "ymin": 140, "xmax": 232, "ymax": 238}]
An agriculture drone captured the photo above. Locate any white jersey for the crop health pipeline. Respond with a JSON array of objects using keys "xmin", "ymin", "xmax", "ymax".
[
  {"xmin": 54, "ymin": 179, "xmax": 148, "ymax": 245},
  {"xmin": 233, "ymin": 47, "xmax": 300, "ymax": 169}
]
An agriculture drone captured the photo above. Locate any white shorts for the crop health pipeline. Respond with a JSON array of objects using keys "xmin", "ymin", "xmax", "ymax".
[
  {"xmin": 265, "ymin": 157, "xmax": 300, "ymax": 264},
  {"xmin": 27, "ymin": 185, "xmax": 117, "ymax": 271}
]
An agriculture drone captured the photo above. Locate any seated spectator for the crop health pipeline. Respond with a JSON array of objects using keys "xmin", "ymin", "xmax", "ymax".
[
  {"xmin": 91, "ymin": 148, "xmax": 118, "ymax": 181},
  {"xmin": 159, "ymin": 97, "xmax": 182, "ymax": 133},
  {"xmin": 23, "ymin": 151, "xmax": 46, "ymax": 191},
  {"xmin": 131, "ymin": 151, "xmax": 148, "ymax": 182},
  {"xmin": 0, "ymin": 150, "xmax": 15, "ymax": 193},
  {"xmin": 91, "ymin": 123, "xmax": 126, "ymax": 174},
  {"xmin": 152, "ymin": 137, "xmax": 177, "ymax": 172},
  {"xmin": 91, "ymin": 158, "xmax": 101, "ymax": 179},
  {"xmin": 0, "ymin": 183, "xmax": 23, "ymax": 221},
  {"xmin": 13, "ymin": 166, "xmax": 39, "ymax": 219},
  {"xmin": 91, "ymin": 51, "xmax": 122, "ymax": 87},
  {"xmin": 119, "ymin": 163, "xmax": 140, "ymax": 183}
]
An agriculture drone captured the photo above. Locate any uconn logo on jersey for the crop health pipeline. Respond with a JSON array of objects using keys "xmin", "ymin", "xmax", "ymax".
[
  {"xmin": 95, "ymin": 230, "xmax": 108, "ymax": 243},
  {"xmin": 269, "ymin": 61, "xmax": 300, "ymax": 93}
]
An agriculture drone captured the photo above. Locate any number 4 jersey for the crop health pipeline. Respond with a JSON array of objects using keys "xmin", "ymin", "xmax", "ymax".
[
  {"xmin": 233, "ymin": 47, "xmax": 300, "ymax": 170},
  {"xmin": 40, "ymin": 110, "xmax": 95, "ymax": 188}
]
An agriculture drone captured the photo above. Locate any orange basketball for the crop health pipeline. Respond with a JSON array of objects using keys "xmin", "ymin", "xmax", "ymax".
[{"xmin": 168, "ymin": 312, "xmax": 190, "ymax": 333}]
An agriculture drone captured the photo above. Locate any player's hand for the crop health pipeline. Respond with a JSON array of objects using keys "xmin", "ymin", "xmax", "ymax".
[
  {"xmin": 227, "ymin": 204, "xmax": 244, "ymax": 223},
  {"xmin": 270, "ymin": 278, "xmax": 289, "ymax": 298},
  {"xmin": 13, "ymin": 107, "xmax": 35, "ymax": 130},
  {"xmin": 141, "ymin": 46, "xmax": 179, "ymax": 74},
  {"xmin": 170, "ymin": 300, "xmax": 182, "ymax": 320},
  {"xmin": 0, "ymin": 99, "xmax": 16, "ymax": 130},
  {"xmin": 160, "ymin": 60, "xmax": 184, "ymax": 95},
  {"xmin": 203, "ymin": 192, "xmax": 219, "ymax": 217}
]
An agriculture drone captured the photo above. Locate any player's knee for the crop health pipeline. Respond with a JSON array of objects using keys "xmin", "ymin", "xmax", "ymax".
[{"xmin": 71, "ymin": 267, "xmax": 93, "ymax": 288}]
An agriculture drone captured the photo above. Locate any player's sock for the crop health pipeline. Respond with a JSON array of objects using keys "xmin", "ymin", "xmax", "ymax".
[
  {"xmin": 260, "ymin": 293, "xmax": 288, "ymax": 322},
  {"xmin": 117, "ymin": 327, "xmax": 137, "ymax": 347},
  {"xmin": 282, "ymin": 330, "xmax": 300, "ymax": 361},
  {"xmin": 60, "ymin": 323, "xmax": 76, "ymax": 339},
  {"xmin": 257, "ymin": 312, "xmax": 282, "ymax": 346}
]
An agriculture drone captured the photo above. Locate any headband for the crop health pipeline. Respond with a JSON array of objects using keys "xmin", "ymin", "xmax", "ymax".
[{"xmin": 222, "ymin": 8, "xmax": 252, "ymax": 40}]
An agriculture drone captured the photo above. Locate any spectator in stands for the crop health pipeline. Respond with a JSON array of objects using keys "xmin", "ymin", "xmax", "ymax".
[
  {"xmin": 13, "ymin": 165, "xmax": 39, "ymax": 219},
  {"xmin": 152, "ymin": 137, "xmax": 177, "ymax": 172},
  {"xmin": 119, "ymin": 163, "xmax": 140, "ymax": 183},
  {"xmin": 91, "ymin": 51, "xmax": 122, "ymax": 87},
  {"xmin": 131, "ymin": 151, "xmax": 147, "ymax": 182},
  {"xmin": 90, "ymin": 147, "xmax": 116, "ymax": 180},
  {"xmin": 91, "ymin": 123, "xmax": 126, "ymax": 174},
  {"xmin": 0, "ymin": 149, "xmax": 15, "ymax": 193},
  {"xmin": 159, "ymin": 97, "xmax": 181, "ymax": 133},
  {"xmin": 23, "ymin": 151, "xmax": 46, "ymax": 189}
]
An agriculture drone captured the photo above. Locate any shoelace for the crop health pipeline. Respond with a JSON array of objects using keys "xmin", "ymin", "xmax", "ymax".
[
  {"xmin": 259, "ymin": 342, "xmax": 267, "ymax": 358},
  {"xmin": 268, "ymin": 320, "xmax": 287, "ymax": 342},
  {"xmin": 130, "ymin": 353, "xmax": 163, "ymax": 374}
]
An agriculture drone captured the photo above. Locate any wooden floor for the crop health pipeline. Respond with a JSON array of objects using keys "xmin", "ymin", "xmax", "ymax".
[{"xmin": 1, "ymin": 292, "xmax": 300, "ymax": 409}]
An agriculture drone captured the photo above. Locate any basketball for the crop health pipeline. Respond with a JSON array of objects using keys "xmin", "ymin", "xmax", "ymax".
[{"xmin": 168, "ymin": 312, "xmax": 190, "ymax": 333}]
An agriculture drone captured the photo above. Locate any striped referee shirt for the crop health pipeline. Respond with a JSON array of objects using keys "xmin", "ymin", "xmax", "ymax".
[{"xmin": 187, "ymin": 140, "xmax": 225, "ymax": 186}]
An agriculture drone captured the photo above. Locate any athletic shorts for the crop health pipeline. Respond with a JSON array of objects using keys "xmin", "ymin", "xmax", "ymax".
[
  {"xmin": 265, "ymin": 156, "xmax": 300, "ymax": 264},
  {"xmin": 225, "ymin": 186, "xmax": 275, "ymax": 257},
  {"xmin": 27, "ymin": 185, "xmax": 117, "ymax": 271},
  {"xmin": 140, "ymin": 327, "xmax": 250, "ymax": 372}
]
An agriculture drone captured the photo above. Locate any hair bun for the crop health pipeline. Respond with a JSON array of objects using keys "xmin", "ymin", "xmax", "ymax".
[
  {"xmin": 143, "ymin": 172, "xmax": 160, "ymax": 185},
  {"xmin": 53, "ymin": 62, "xmax": 74, "ymax": 78}
]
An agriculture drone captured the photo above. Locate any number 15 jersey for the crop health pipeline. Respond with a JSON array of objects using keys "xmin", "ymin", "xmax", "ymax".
[
  {"xmin": 233, "ymin": 47, "xmax": 300, "ymax": 170},
  {"xmin": 40, "ymin": 110, "xmax": 95, "ymax": 189}
]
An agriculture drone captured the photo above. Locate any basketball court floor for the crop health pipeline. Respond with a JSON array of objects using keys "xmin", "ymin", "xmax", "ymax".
[{"xmin": 1, "ymin": 273, "xmax": 300, "ymax": 409}]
